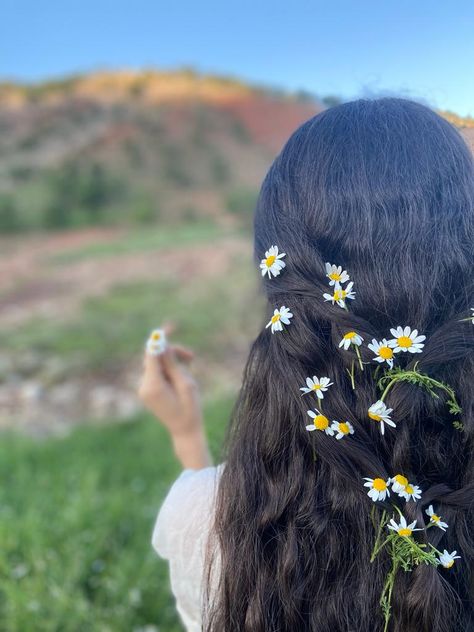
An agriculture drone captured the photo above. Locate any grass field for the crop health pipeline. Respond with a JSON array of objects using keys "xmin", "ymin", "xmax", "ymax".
[{"xmin": 0, "ymin": 398, "xmax": 232, "ymax": 632}]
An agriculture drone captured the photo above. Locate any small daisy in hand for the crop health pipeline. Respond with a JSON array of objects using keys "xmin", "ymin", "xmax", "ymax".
[
  {"xmin": 330, "ymin": 420, "xmax": 354, "ymax": 440},
  {"xmin": 425, "ymin": 505, "xmax": 449, "ymax": 531},
  {"xmin": 306, "ymin": 409, "xmax": 334, "ymax": 435},
  {"xmin": 368, "ymin": 338, "xmax": 395, "ymax": 368},
  {"xmin": 300, "ymin": 376, "xmax": 333, "ymax": 398},
  {"xmin": 339, "ymin": 331, "xmax": 364, "ymax": 350},
  {"xmin": 260, "ymin": 245, "xmax": 286, "ymax": 278},
  {"xmin": 325, "ymin": 263, "xmax": 350, "ymax": 286},
  {"xmin": 146, "ymin": 328, "xmax": 167, "ymax": 356},
  {"xmin": 387, "ymin": 515, "xmax": 421, "ymax": 537},
  {"xmin": 390, "ymin": 474, "xmax": 409, "ymax": 494},
  {"xmin": 389, "ymin": 326, "xmax": 426, "ymax": 353},
  {"xmin": 363, "ymin": 477, "xmax": 391, "ymax": 502},
  {"xmin": 368, "ymin": 401, "xmax": 396, "ymax": 435},
  {"xmin": 323, "ymin": 282, "xmax": 356, "ymax": 309},
  {"xmin": 438, "ymin": 550, "xmax": 461, "ymax": 569},
  {"xmin": 266, "ymin": 306, "xmax": 293, "ymax": 333},
  {"xmin": 399, "ymin": 483, "xmax": 422, "ymax": 502}
]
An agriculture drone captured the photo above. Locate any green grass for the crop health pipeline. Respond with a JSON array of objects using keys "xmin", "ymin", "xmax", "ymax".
[
  {"xmin": 0, "ymin": 397, "xmax": 232, "ymax": 632},
  {"xmin": 47, "ymin": 222, "xmax": 235, "ymax": 265},
  {"xmin": 0, "ymin": 260, "xmax": 259, "ymax": 378}
]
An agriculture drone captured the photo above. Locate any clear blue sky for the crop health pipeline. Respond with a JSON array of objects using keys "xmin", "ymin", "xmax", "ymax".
[{"xmin": 2, "ymin": 0, "xmax": 474, "ymax": 116}]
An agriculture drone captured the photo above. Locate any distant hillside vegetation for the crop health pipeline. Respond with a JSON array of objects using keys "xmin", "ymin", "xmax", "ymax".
[
  {"xmin": 0, "ymin": 69, "xmax": 472, "ymax": 234},
  {"xmin": 0, "ymin": 69, "xmax": 321, "ymax": 233}
]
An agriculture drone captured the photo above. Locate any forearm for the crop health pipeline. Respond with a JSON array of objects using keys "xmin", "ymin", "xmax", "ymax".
[{"xmin": 171, "ymin": 426, "xmax": 213, "ymax": 470}]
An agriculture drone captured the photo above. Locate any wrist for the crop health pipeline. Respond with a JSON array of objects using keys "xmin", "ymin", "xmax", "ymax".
[{"xmin": 171, "ymin": 425, "xmax": 212, "ymax": 470}]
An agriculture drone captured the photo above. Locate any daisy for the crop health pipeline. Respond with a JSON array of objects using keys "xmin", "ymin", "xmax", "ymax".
[
  {"xmin": 425, "ymin": 505, "xmax": 449, "ymax": 531},
  {"xmin": 330, "ymin": 420, "xmax": 355, "ymax": 440},
  {"xmin": 387, "ymin": 515, "xmax": 421, "ymax": 537},
  {"xmin": 390, "ymin": 474, "xmax": 409, "ymax": 494},
  {"xmin": 265, "ymin": 306, "xmax": 293, "ymax": 334},
  {"xmin": 325, "ymin": 262, "xmax": 349, "ymax": 286},
  {"xmin": 368, "ymin": 338, "xmax": 395, "ymax": 368},
  {"xmin": 323, "ymin": 282, "xmax": 356, "ymax": 309},
  {"xmin": 339, "ymin": 331, "xmax": 364, "ymax": 350},
  {"xmin": 300, "ymin": 376, "xmax": 333, "ymax": 398},
  {"xmin": 260, "ymin": 245, "xmax": 286, "ymax": 278},
  {"xmin": 388, "ymin": 326, "xmax": 426, "ymax": 354},
  {"xmin": 306, "ymin": 409, "xmax": 334, "ymax": 435},
  {"xmin": 368, "ymin": 401, "xmax": 396, "ymax": 435},
  {"xmin": 399, "ymin": 483, "xmax": 422, "ymax": 502},
  {"xmin": 363, "ymin": 477, "xmax": 391, "ymax": 502},
  {"xmin": 438, "ymin": 550, "xmax": 461, "ymax": 569},
  {"xmin": 146, "ymin": 328, "xmax": 167, "ymax": 356}
]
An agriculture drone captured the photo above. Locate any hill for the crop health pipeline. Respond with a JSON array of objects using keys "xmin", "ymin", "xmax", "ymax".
[{"xmin": 0, "ymin": 69, "xmax": 322, "ymax": 232}]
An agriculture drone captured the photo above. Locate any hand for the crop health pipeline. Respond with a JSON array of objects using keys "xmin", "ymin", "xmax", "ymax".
[{"xmin": 138, "ymin": 342, "xmax": 203, "ymax": 437}]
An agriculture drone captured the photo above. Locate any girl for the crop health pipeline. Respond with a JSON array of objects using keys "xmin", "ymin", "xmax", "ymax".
[{"xmin": 140, "ymin": 98, "xmax": 474, "ymax": 632}]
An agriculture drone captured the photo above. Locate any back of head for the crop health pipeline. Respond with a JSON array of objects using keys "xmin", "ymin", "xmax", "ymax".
[{"xmin": 205, "ymin": 98, "xmax": 474, "ymax": 632}]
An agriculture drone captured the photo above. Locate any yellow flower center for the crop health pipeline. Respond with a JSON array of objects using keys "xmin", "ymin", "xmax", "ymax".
[
  {"xmin": 329, "ymin": 272, "xmax": 341, "ymax": 281},
  {"xmin": 399, "ymin": 528, "xmax": 412, "ymax": 537},
  {"xmin": 393, "ymin": 475, "xmax": 408, "ymax": 487},
  {"xmin": 334, "ymin": 289, "xmax": 344, "ymax": 301},
  {"xmin": 431, "ymin": 514, "xmax": 440, "ymax": 523},
  {"xmin": 445, "ymin": 560, "xmax": 454, "ymax": 568},
  {"xmin": 265, "ymin": 255, "xmax": 276, "ymax": 267},
  {"xmin": 373, "ymin": 478, "xmax": 387, "ymax": 491},
  {"xmin": 151, "ymin": 332, "xmax": 161, "ymax": 341},
  {"xmin": 368, "ymin": 412, "xmax": 383, "ymax": 422},
  {"xmin": 314, "ymin": 414, "xmax": 329, "ymax": 430},
  {"xmin": 271, "ymin": 313, "xmax": 281, "ymax": 324},
  {"xmin": 379, "ymin": 346, "xmax": 393, "ymax": 359},
  {"xmin": 312, "ymin": 383, "xmax": 322, "ymax": 390},
  {"xmin": 339, "ymin": 422, "xmax": 350, "ymax": 434},
  {"xmin": 397, "ymin": 335, "xmax": 413, "ymax": 348},
  {"xmin": 405, "ymin": 484, "xmax": 414, "ymax": 494},
  {"xmin": 344, "ymin": 331, "xmax": 357, "ymax": 340}
]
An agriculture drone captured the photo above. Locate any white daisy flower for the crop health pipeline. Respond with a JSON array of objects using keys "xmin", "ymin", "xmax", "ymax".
[
  {"xmin": 390, "ymin": 474, "xmax": 409, "ymax": 494},
  {"xmin": 323, "ymin": 281, "xmax": 356, "ymax": 308},
  {"xmin": 368, "ymin": 401, "xmax": 396, "ymax": 435},
  {"xmin": 438, "ymin": 550, "xmax": 461, "ymax": 569},
  {"xmin": 260, "ymin": 245, "xmax": 286, "ymax": 278},
  {"xmin": 425, "ymin": 505, "xmax": 449, "ymax": 531},
  {"xmin": 399, "ymin": 483, "xmax": 422, "ymax": 502},
  {"xmin": 300, "ymin": 376, "xmax": 333, "ymax": 398},
  {"xmin": 306, "ymin": 409, "xmax": 334, "ymax": 435},
  {"xmin": 330, "ymin": 420, "xmax": 355, "ymax": 440},
  {"xmin": 388, "ymin": 326, "xmax": 426, "ymax": 353},
  {"xmin": 363, "ymin": 477, "xmax": 391, "ymax": 502},
  {"xmin": 339, "ymin": 331, "xmax": 364, "ymax": 350},
  {"xmin": 265, "ymin": 306, "xmax": 293, "ymax": 333},
  {"xmin": 325, "ymin": 262, "xmax": 350, "ymax": 286},
  {"xmin": 146, "ymin": 328, "xmax": 167, "ymax": 356},
  {"xmin": 387, "ymin": 515, "xmax": 422, "ymax": 537},
  {"xmin": 368, "ymin": 338, "xmax": 395, "ymax": 368}
]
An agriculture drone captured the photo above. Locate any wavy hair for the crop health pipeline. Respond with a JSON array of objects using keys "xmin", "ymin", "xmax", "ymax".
[{"xmin": 204, "ymin": 98, "xmax": 474, "ymax": 632}]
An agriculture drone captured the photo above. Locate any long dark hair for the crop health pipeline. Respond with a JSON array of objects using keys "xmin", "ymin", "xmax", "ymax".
[{"xmin": 204, "ymin": 98, "xmax": 474, "ymax": 631}]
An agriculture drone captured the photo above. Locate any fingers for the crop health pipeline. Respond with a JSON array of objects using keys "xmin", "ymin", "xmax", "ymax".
[{"xmin": 170, "ymin": 344, "xmax": 194, "ymax": 363}]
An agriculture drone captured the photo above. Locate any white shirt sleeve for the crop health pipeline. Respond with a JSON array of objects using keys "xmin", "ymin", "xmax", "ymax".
[{"xmin": 152, "ymin": 464, "xmax": 224, "ymax": 632}]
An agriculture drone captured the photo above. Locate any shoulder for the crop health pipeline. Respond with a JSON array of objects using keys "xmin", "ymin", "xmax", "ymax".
[{"xmin": 152, "ymin": 463, "xmax": 225, "ymax": 560}]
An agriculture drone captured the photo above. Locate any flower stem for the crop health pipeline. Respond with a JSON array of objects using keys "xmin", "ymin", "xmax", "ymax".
[
  {"xmin": 349, "ymin": 360, "xmax": 356, "ymax": 390},
  {"xmin": 355, "ymin": 345, "xmax": 364, "ymax": 371}
]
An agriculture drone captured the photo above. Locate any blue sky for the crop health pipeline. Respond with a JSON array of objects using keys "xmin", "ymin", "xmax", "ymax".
[{"xmin": 2, "ymin": 0, "xmax": 474, "ymax": 116}]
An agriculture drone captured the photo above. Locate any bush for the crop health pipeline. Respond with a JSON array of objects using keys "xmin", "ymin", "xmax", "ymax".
[
  {"xmin": 225, "ymin": 187, "xmax": 259, "ymax": 226},
  {"xmin": 0, "ymin": 194, "xmax": 22, "ymax": 233}
]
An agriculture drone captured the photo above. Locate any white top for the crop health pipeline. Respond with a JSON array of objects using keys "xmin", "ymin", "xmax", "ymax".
[{"xmin": 152, "ymin": 464, "xmax": 224, "ymax": 632}]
